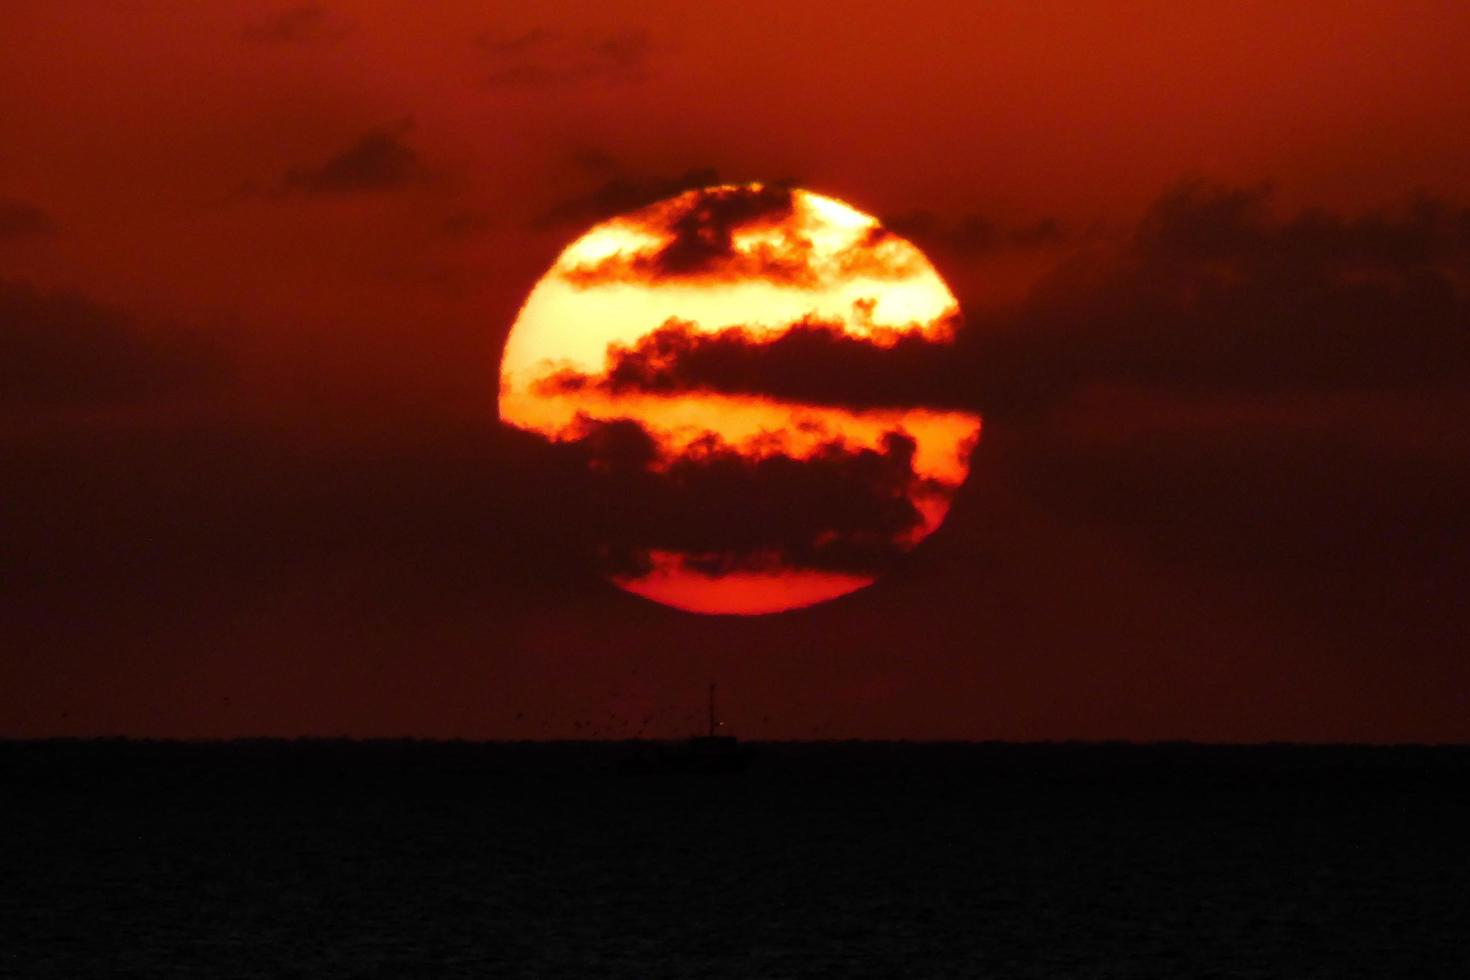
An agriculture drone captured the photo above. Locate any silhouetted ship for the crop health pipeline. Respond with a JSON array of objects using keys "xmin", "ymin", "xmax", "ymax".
[{"xmin": 626, "ymin": 683, "xmax": 753, "ymax": 775}]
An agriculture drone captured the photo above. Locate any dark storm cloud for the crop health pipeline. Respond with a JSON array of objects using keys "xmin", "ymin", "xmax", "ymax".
[
  {"xmin": 940, "ymin": 180, "xmax": 1470, "ymax": 627},
  {"xmin": 535, "ymin": 315, "xmax": 962, "ymax": 411},
  {"xmin": 964, "ymin": 179, "xmax": 1470, "ymax": 418},
  {"xmin": 479, "ymin": 28, "xmax": 655, "ymax": 88},
  {"xmin": 887, "ymin": 211, "xmax": 1068, "ymax": 256},
  {"xmin": 280, "ymin": 121, "xmax": 424, "ymax": 196},
  {"xmin": 535, "ymin": 166, "xmax": 721, "ymax": 228},
  {"xmin": 517, "ymin": 416, "xmax": 931, "ymax": 579},
  {"xmin": 0, "ymin": 198, "xmax": 53, "ymax": 238},
  {"xmin": 241, "ymin": 3, "xmax": 354, "ymax": 44},
  {"xmin": 0, "ymin": 279, "xmax": 227, "ymax": 408}
]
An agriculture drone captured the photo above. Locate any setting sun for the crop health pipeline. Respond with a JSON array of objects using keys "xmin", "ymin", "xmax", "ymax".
[{"xmin": 499, "ymin": 184, "xmax": 981, "ymax": 614}]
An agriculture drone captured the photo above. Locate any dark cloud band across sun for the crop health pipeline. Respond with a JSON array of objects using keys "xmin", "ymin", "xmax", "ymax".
[{"xmin": 534, "ymin": 315, "xmax": 961, "ymax": 411}]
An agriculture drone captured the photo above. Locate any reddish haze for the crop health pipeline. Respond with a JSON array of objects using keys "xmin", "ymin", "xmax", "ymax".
[{"xmin": 2, "ymin": 2, "xmax": 1469, "ymax": 741}]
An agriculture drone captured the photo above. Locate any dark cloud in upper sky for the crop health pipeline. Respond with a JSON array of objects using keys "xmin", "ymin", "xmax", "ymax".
[
  {"xmin": 0, "ymin": 198, "xmax": 54, "ymax": 238},
  {"xmin": 241, "ymin": 3, "xmax": 354, "ymax": 45},
  {"xmin": 479, "ymin": 28, "xmax": 655, "ymax": 89},
  {"xmin": 280, "ymin": 120, "xmax": 424, "ymax": 196},
  {"xmin": 0, "ymin": 279, "xmax": 228, "ymax": 409}
]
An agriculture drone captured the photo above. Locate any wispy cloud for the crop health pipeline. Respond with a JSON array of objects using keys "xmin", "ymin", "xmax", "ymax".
[
  {"xmin": 279, "ymin": 120, "xmax": 425, "ymax": 196},
  {"xmin": 0, "ymin": 197, "xmax": 54, "ymax": 239},
  {"xmin": 478, "ymin": 28, "xmax": 656, "ymax": 88},
  {"xmin": 241, "ymin": 3, "xmax": 354, "ymax": 45}
]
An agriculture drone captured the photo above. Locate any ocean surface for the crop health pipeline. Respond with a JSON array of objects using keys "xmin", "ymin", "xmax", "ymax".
[{"xmin": 3, "ymin": 740, "xmax": 1467, "ymax": 978}]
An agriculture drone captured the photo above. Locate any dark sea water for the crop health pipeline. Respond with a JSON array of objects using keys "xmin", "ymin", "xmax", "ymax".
[{"xmin": 2, "ymin": 740, "xmax": 1468, "ymax": 978}]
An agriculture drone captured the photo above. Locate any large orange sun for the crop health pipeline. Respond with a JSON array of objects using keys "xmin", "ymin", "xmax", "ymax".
[{"xmin": 499, "ymin": 184, "xmax": 980, "ymax": 614}]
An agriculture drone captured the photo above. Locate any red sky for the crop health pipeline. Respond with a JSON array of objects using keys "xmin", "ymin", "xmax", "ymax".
[{"xmin": 3, "ymin": 1, "xmax": 1469, "ymax": 741}]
